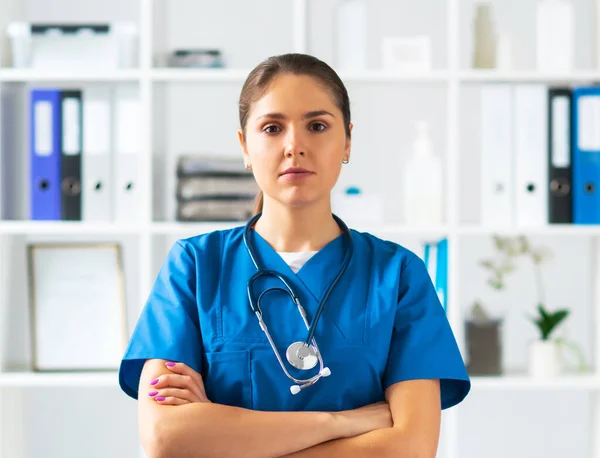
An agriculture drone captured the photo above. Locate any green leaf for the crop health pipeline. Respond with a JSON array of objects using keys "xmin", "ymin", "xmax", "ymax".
[
  {"xmin": 546, "ymin": 310, "xmax": 569, "ymax": 339},
  {"xmin": 537, "ymin": 304, "xmax": 549, "ymax": 323}
]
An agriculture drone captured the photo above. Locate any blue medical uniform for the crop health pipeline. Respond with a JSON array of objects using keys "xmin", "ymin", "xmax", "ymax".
[{"xmin": 119, "ymin": 225, "xmax": 470, "ymax": 412}]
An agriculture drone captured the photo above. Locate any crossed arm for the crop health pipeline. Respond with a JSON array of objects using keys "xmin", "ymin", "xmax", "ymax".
[
  {"xmin": 138, "ymin": 359, "xmax": 441, "ymax": 458},
  {"xmin": 280, "ymin": 378, "xmax": 441, "ymax": 458}
]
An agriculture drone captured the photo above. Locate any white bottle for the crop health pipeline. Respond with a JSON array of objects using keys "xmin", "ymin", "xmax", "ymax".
[
  {"xmin": 402, "ymin": 121, "xmax": 443, "ymax": 225},
  {"xmin": 335, "ymin": 0, "xmax": 367, "ymax": 70}
]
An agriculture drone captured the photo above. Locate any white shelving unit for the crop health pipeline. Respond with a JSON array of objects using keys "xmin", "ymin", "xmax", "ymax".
[{"xmin": 0, "ymin": 0, "xmax": 599, "ymax": 457}]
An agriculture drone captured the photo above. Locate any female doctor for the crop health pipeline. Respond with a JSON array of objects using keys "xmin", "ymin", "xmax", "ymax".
[{"xmin": 119, "ymin": 53, "xmax": 470, "ymax": 458}]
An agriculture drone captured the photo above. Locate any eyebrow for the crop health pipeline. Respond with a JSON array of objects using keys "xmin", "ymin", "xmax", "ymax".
[{"xmin": 257, "ymin": 110, "xmax": 335, "ymax": 120}]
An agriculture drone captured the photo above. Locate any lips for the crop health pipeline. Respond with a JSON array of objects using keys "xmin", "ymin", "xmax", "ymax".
[{"xmin": 281, "ymin": 167, "xmax": 313, "ymax": 176}]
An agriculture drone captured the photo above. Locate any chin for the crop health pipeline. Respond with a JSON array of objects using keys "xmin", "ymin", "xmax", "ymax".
[{"xmin": 279, "ymin": 194, "xmax": 327, "ymax": 209}]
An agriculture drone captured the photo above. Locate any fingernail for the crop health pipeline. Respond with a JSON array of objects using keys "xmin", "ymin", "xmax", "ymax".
[
  {"xmin": 150, "ymin": 379, "xmax": 159, "ymax": 385},
  {"xmin": 148, "ymin": 391, "xmax": 158, "ymax": 396},
  {"xmin": 165, "ymin": 362, "xmax": 176, "ymax": 367},
  {"xmin": 155, "ymin": 396, "xmax": 165, "ymax": 402}
]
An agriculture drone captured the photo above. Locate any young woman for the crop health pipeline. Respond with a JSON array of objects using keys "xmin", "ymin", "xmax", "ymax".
[{"xmin": 119, "ymin": 53, "xmax": 470, "ymax": 458}]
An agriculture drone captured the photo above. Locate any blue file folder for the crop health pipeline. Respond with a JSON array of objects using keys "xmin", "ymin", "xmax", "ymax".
[
  {"xmin": 423, "ymin": 238, "xmax": 448, "ymax": 311},
  {"xmin": 572, "ymin": 86, "xmax": 600, "ymax": 224},
  {"xmin": 30, "ymin": 88, "xmax": 61, "ymax": 220}
]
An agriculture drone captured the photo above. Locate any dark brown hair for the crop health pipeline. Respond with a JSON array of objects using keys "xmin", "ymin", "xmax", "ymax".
[{"xmin": 238, "ymin": 53, "xmax": 352, "ymax": 215}]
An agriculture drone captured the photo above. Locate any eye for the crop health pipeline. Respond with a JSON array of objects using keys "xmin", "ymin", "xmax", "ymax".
[
  {"xmin": 310, "ymin": 122, "xmax": 327, "ymax": 132},
  {"xmin": 263, "ymin": 124, "xmax": 281, "ymax": 134}
]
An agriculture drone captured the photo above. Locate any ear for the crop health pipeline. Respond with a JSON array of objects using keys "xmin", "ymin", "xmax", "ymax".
[
  {"xmin": 344, "ymin": 122, "xmax": 353, "ymax": 161},
  {"xmin": 238, "ymin": 129, "xmax": 250, "ymax": 164}
]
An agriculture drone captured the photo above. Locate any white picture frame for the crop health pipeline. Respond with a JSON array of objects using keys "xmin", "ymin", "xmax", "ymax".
[{"xmin": 27, "ymin": 242, "xmax": 128, "ymax": 372}]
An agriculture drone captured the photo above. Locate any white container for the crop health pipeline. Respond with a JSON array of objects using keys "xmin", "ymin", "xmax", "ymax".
[
  {"xmin": 331, "ymin": 187, "xmax": 384, "ymax": 225},
  {"xmin": 402, "ymin": 121, "xmax": 443, "ymax": 225},
  {"xmin": 536, "ymin": 0, "xmax": 574, "ymax": 72},
  {"xmin": 6, "ymin": 22, "xmax": 138, "ymax": 70},
  {"xmin": 529, "ymin": 340, "xmax": 562, "ymax": 378},
  {"xmin": 335, "ymin": 0, "xmax": 367, "ymax": 70}
]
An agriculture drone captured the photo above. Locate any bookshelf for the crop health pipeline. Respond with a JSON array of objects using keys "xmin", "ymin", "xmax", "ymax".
[{"xmin": 0, "ymin": 0, "xmax": 599, "ymax": 457}]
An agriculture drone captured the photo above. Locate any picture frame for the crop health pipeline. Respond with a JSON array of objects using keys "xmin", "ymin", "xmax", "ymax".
[{"xmin": 27, "ymin": 242, "xmax": 128, "ymax": 372}]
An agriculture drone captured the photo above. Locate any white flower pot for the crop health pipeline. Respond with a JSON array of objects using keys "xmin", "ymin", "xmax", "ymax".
[{"xmin": 529, "ymin": 340, "xmax": 561, "ymax": 378}]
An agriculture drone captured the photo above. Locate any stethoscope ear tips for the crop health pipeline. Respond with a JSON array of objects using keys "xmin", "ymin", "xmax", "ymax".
[
  {"xmin": 321, "ymin": 367, "xmax": 331, "ymax": 377},
  {"xmin": 290, "ymin": 385, "xmax": 301, "ymax": 395}
]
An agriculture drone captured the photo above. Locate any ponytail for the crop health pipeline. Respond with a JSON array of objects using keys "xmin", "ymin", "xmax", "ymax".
[{"xmin": 253, "ymin": 191, "xmax": 264, "ymax": 215}]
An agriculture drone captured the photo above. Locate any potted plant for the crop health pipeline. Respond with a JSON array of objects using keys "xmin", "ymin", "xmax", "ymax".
[
  {"xmin": 528, "ymin": 304, "xmax": 569, "ymax": 378},
  {"xmin": 479, "ymin": 235, "xmax": 582, "ymax": 378}
]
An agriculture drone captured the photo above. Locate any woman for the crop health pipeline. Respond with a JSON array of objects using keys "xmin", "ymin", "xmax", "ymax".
[{"xmin": 119, "ymin": 53, "xmax": 470, "ymax": 458}]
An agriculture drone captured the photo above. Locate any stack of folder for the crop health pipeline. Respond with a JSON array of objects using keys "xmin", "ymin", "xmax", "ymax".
[
  {"xmin": 29, "ymin": 86, "xmax": 140, "ymax": 222},
  {"xmin": 480, "ymin": 83, "xmax": 600, "ymax": 226},
  {"xmin": 176, "ymin": 156, "xmax": 258, "ymax": 221}
]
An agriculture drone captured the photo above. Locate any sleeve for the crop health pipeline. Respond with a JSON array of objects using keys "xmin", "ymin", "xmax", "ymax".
[
  {"xmin": 382, "ymin": 253, "xmax": 471, "ymax": 410},
  {"xmin": 118, "ymin": 240, "xmax": 203, "ymax": 400}
]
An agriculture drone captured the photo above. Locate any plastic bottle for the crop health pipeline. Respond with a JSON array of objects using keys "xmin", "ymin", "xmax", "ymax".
[{"xmin": 402, "ymin": 121, "xmax": 443, "ymax": 225}]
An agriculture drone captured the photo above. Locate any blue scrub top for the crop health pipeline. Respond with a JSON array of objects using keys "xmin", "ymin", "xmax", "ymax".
[{"xmin": 119, "ymin": 225, "xmax": 470, "ymax": 412}]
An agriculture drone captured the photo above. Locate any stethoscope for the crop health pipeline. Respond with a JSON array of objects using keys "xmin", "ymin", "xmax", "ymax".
[{"xmin": 243, "ymin": 212, "xmax": 353, "ymax": 395}]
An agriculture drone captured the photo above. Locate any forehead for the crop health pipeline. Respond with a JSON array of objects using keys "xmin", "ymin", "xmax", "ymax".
[{"xmin": 250, "ymin": 74, "xmax": 337, "ymax": 117}]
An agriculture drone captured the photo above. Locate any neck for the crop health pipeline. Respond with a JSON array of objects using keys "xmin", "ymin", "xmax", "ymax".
[{"xmin": 253, "ymin": 197, "xmax": 342, "ymax": 252}]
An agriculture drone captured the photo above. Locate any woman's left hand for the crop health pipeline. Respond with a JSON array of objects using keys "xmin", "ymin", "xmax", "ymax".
[{"xmin": 147, "ymin": 361, "xmax": 211, "ymax": 405}]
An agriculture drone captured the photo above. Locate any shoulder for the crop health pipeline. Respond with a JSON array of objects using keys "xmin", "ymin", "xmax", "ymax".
[{"xmin": 174, "ymin": 224, "xmax": 246, "ymax": 259}]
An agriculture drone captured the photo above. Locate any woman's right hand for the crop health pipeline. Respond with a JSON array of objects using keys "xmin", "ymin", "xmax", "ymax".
[{"xmin": 333, "ymin": 401, "xmax": 393, "ymax": 438}]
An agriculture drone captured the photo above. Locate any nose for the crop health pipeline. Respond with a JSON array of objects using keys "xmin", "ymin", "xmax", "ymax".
[{"xmin": 283, "ymin": 127, "xmax": 306, "ymax": 159}]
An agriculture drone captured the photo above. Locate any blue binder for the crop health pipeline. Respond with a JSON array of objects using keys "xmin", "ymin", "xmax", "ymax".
[
  {"xmin": 30, "ymin": 89, "xmax": 61, "ymax": 220},
  {"xmin": 423, "ymin": 238, "xmax": 448, "ymax": 311},
  {"xmin": 572, "ymin": 86, "xmax": 600, "ymax": 224}
]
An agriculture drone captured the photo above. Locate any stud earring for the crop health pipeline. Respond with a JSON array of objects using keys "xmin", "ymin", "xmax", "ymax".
[{"xmin": 245, "ymin": 162, "xmax": 252, "ymax": 170}]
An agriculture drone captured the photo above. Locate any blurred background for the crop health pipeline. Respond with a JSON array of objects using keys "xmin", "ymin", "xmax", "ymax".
[{"xmin": 0, "ymin": 0, "xmax": 599, "ymax": 457}]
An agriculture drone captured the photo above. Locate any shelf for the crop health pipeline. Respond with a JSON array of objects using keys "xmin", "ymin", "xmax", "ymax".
[
  {"xmin": 458, "ymin": 224, "xmax": 600, "ymax": 236},
  {"xmin": 320, "ymin": 70, "xmax": 450, "ymax": 83},
  {"xmin": 151, "ymin": 68, "xmax": 450, "ymax": 83},
  {"xmin": 0, "ymin": 371, "xmax": 118, "ymax": 388},
  {"xmin": 3, "ymin": 68, "xmax": 600, "ymax": 85},
  {"xmin": 460, "ymin": 69, "xmax": 600, "ymax": 83},
  {"xmin": 151, "ymin": 68, "xmax": 252, "ymax": 82},
  {"xmin": 0, "ymin": 221, "xmax": 146, "ymax": 235},
  {"xmin": 471, "ymin": 374, "xmax": 600, "ymax": 390},
  {"xmin": 0, "ymin": 68, "xmax": 142, "ymax": 82},
  {"xmin": 1, "ymin": 221, "xmax": 599, "ymax": 237}
]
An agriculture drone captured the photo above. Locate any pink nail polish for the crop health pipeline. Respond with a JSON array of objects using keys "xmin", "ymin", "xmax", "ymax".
[
  {"xmin": 155, "ymin": 396, "xmax": 165, "ymax": 402},
  {"xmin": 166, "ymin": 362, "xmax": 176, "ymax": 367},
  {"xmin": 148, "ymin": 391, "xmax": 158, "ymax": 396},
  {"xmin": 150, "ymin": 379, "xmax": 158, "ymax": 385}
]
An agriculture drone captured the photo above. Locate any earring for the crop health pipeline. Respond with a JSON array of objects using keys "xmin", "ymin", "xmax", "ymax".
[
  {"xmin": 342, "ymin": 158, "xmax": 349, "ymax": 164},
  {"xmin": 245, "ymin": 162, "xmax": 252, "ymax": 170}
]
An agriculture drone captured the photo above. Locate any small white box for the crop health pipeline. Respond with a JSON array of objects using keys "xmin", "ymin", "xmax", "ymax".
[
  {"xmin": 6, "ymin": 22, "xmax": 138, "ymax": 70},
  {"xmin": 332, "ymin": 187, "xmax": 385, "ymax": 225},
  {"xmin": 381, "ymin": 35, "xmax": 432, "ymax": 72}
]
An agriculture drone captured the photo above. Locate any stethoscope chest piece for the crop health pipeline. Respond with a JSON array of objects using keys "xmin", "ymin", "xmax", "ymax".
[{"xmin": 286, "ymin": 341, "xmax": 318, "ymax": 370}]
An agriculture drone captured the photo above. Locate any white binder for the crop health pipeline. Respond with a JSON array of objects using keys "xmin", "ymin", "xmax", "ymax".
[
  {"xmin": 112, "ymin": 86, "xmax": 140, "ymax": 223},
  {"xmin": 82, "ymin": 86, "xmax": 113, "ymax": 222},
  {"xmin": 513, "ymin": 84, "xmax": 548, "ymax": 226},
  {"xmin": 480, "ymin": 84, "xmax": 514, "ymax": 227}
]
